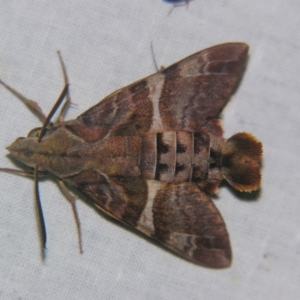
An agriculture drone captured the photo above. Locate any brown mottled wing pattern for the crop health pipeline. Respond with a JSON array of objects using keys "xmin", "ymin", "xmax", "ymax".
[
  {"xmin": 62, "ymin": 43, "xmax": 247, "ymax": 267},
  {"xmin": 65, "ymin": 172, "xmax": 231, "ymax": 268},
  {"xmin": 64, "ymin": 43, "xmax": 248, "ymax": 142},
  {"xmin": 2, "ymin": 43, "xmax": 257, "ymax": 268},
  {"xmin": 151, "ymin": 182, "xmax": 231, "ymax": 268}
]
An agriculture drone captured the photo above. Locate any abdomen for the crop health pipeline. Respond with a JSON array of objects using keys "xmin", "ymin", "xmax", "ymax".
[{"xmin": 140, "ymin": 131, "xmax": 215, "ymax": 183}]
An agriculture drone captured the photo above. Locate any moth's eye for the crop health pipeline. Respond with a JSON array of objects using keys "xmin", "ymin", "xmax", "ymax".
[{"xmin": 27, "ymin": 127, "xmax": 42, "ymax": 138}]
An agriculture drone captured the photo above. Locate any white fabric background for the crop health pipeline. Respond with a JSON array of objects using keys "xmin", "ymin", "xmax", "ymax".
[{"xmin": 0, "ymin": 1, "xmax": 299, "ymax": 299}]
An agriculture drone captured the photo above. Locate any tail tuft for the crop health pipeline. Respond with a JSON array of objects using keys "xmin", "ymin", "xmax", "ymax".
[{"xmin": 222, "ymin": 132, "xmax": 262, "ymax": 192}]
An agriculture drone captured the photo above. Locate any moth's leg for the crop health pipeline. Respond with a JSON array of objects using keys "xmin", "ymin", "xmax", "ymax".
[
  {"xmin": 57, "ymin": 180, "xmax": 83, "ymax": 254},
  {"xmin": 0, "ymin": 166, "xmax": 48, "ymax": 256},
  {"xmin": 34, "ymin": 165, "xmax": 47, "ymax": 255},
  {"xmin": 168, "ymin": 0, "xmax": 189, "ymax": 15},
  {"xmin": 168, "ymin": 6, "xmax": 175, "ymax": 15},
  {"xmin": 0, "ymin": 79, "xmax": 47, "ymax": 122},
  {"xmin": 150, "ymin": 42, "xmax": 160, "ymax": 72},
  {"xmin": 0, "ymin": 168, "xmax": 35, "ymax": 176},
  {"xmin": 150, "ymin": 43, "xmax": 165, "ymax": 72},
  {"xmin": 0, "ymin": 52, "xmax": 71, "ymax": 124},
  {"xmin": 56, "ymin": 51, "xmax": 71, "ymax": 123},
  {"xmin": 0, "ymin": 167, "xmax": 47, "ymax": 177}
]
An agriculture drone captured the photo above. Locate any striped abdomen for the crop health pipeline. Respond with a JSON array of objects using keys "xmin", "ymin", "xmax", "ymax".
[{"xmin": 140, "ymin": 131, "xmax": 221, "ymax": 184}]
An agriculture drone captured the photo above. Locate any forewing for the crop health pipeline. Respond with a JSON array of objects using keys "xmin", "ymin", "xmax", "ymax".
[
  {"xmin": 63, "ymin": 43, "xmax": 248, "ymax": 143},
  {"xmin": 65, "ymin": 172, "xmax": 231, "ymax": 268}
]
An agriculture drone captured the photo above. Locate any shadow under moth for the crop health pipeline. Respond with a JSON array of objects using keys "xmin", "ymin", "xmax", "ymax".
[{"xmin": 0, "ymin": 43, "xmax": 262, "ymax": 268}]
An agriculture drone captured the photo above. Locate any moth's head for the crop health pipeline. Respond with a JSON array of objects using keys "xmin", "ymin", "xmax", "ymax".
[
  {"xmin": 221, "ymin": 132, "xmax": 263, "ymax": 192},
  {"xmin": 6, "ymin": 127, "xmax": 46, "ymax": 169}
]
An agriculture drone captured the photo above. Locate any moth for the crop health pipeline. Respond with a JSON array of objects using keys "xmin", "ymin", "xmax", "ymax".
[{"xmin": 0, "ymin": 43, "xmax": 262, "ymax": 268}]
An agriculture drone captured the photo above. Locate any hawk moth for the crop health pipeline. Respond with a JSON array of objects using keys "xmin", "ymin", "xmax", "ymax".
[{"xmin": 1, "ymin": 43, "xmax": 262, "ymax": 268}]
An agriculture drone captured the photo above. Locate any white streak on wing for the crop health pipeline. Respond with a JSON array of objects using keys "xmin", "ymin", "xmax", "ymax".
[
  {"xmin": 202, "ymin": 52, "xmax": 210, "ymax": 74},
  {"xmin": 168, "ymin": 233, "xmax": 198, "ymax": 255},
  {"xmin": 148, "ymin": 74, "xmax": 165, "ymax": 131},
  {"xmin": 136, "ymin": 180, "xmax": 162, "ymax": 236},
  {"xmin": 101, "ymin": 94, "xmax": 119, "ymax": 139}
]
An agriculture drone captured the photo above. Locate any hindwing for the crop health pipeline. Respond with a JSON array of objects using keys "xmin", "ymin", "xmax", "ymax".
[{"xmin": 65, "ymin": 172, "xmax": 231, "ymax": 268}]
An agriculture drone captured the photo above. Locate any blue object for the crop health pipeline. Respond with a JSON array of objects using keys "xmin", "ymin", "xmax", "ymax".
[{"xmin": 164, "ymin": 0, "xmax": 187, "ymax": 3}]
